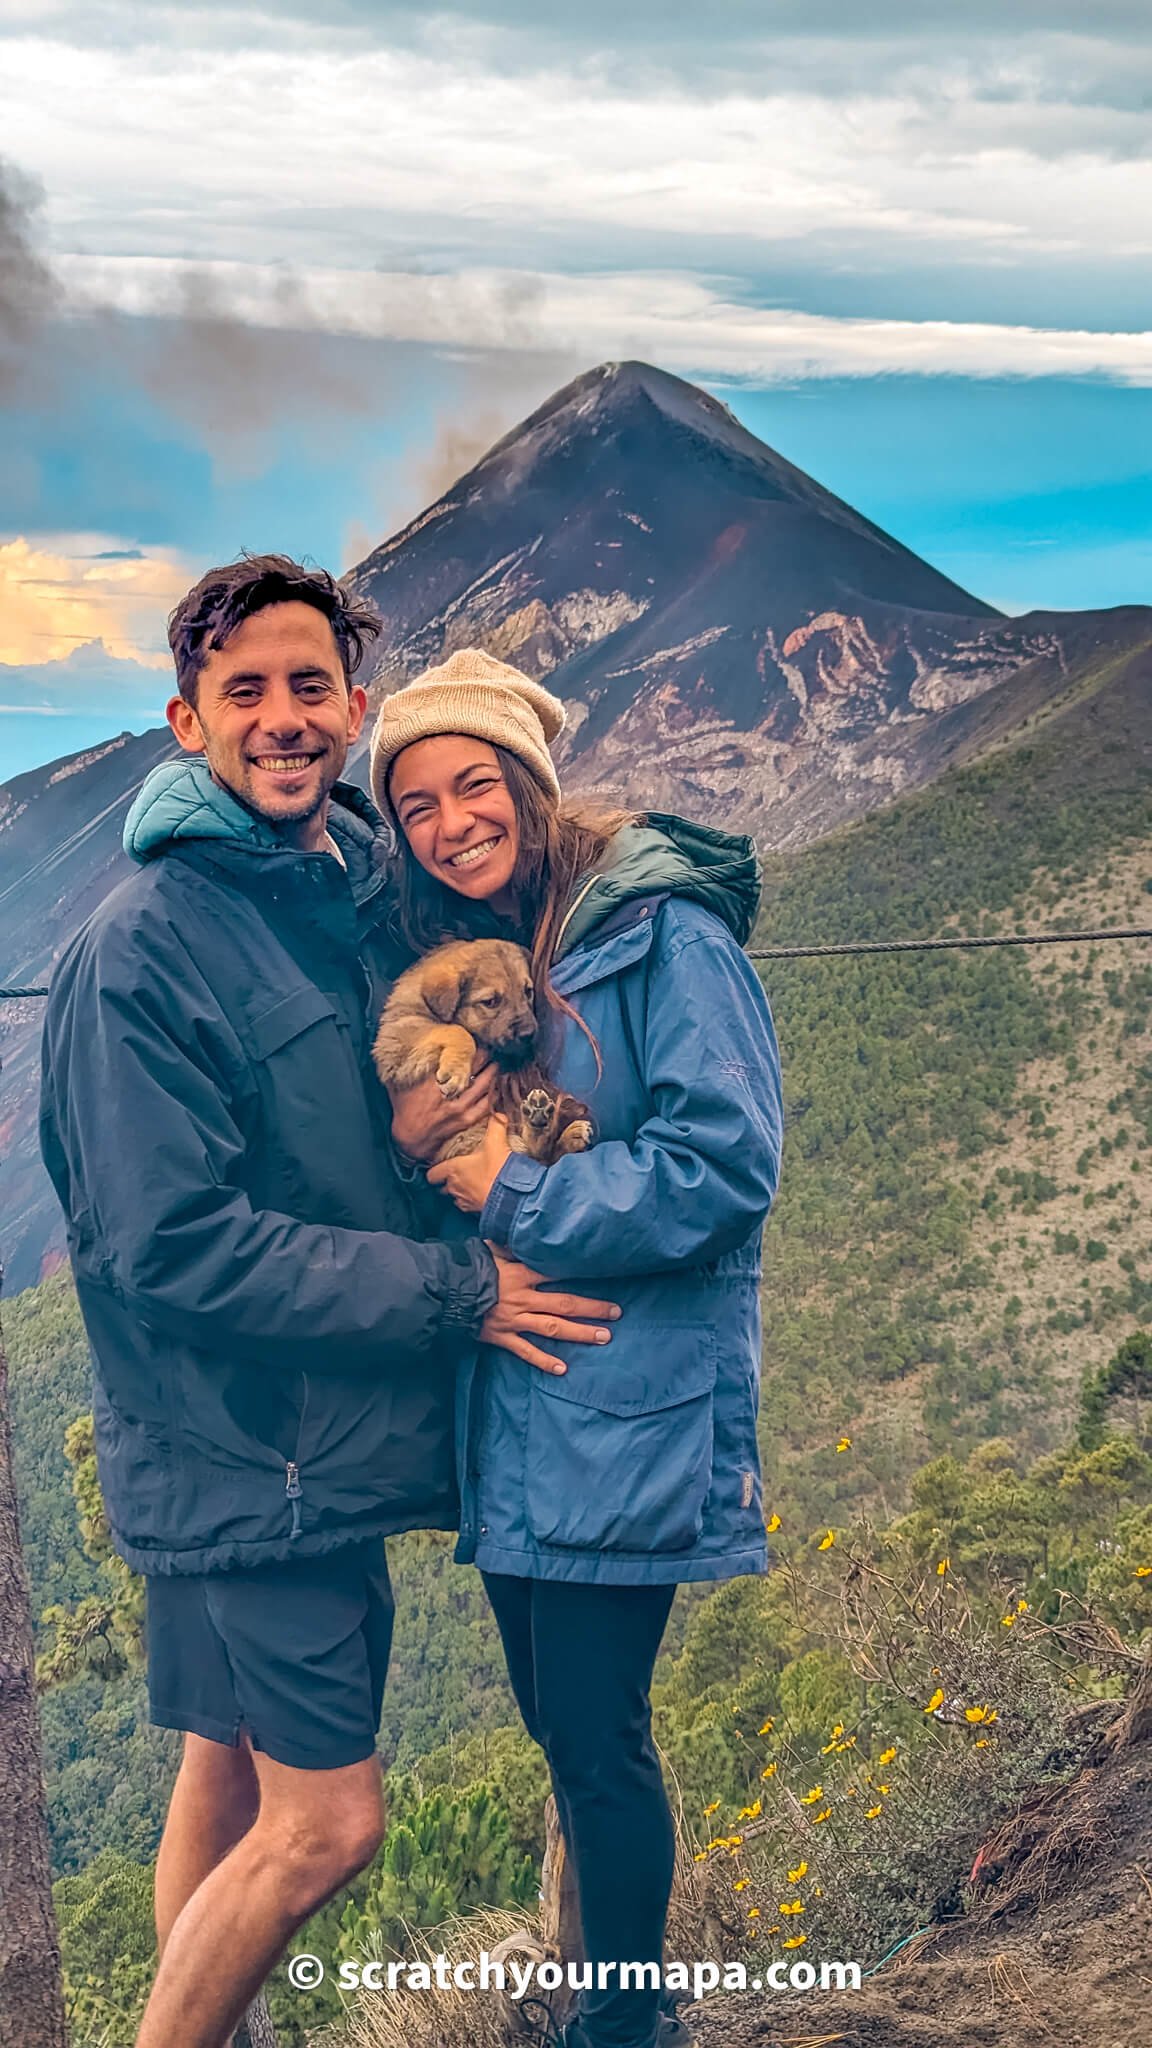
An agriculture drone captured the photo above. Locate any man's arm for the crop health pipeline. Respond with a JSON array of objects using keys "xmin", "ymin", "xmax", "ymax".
[{"xmin": 40, "ymin": 935, "xmax": 495, "ymax": 1373}]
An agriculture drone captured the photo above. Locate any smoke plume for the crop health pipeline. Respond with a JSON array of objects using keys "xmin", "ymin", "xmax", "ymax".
[{"xmin": 0, "ymin": 160, "xmax": 58, "ymax": 389}]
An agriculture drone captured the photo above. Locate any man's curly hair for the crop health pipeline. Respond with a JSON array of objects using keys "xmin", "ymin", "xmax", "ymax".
[{"xmin": 168, "ymin": 553, "xmax": 382, "ymax": 703}]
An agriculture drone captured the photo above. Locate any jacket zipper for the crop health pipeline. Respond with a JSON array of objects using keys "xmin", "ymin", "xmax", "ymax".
[{"xmin": 285, "ymin": 1372, "xmax": 310, "ymax": 1539}]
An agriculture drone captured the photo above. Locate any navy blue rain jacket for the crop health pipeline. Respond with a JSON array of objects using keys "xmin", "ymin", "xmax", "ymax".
[{"xmin": 38, "ymin": 759, "xmax": 496, "ymax": 1574}]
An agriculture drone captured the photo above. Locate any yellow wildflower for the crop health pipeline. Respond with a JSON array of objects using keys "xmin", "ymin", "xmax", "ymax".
[
  {"xmin": 761, "ymin": 1761, "xmax": 779, "ymax": 1780},
  {"xmin": 733, "ymin": 1878, "xmax": 749, "ymax": 1893},
  {"xmin": 1017, "ymin": 1598, "xmax": 1028, "ymax": 1613},
  {"xmin": 759, "ymin": 1718, "xmax": 776, "ymax": 1735},
  {"xmin": 820, "ymin": 1724, "xmax": 844, "ymax": 1754},
  {"xmin": 834, "ymin": 1735, "xmax": 857, "ymax": 1752},
  {"xmin": 694, "ymin": 1852, "xmax": 707, "ymax": 1863},
  {"xmin": 925, "ymin": 1688, "xmax": 945, "ymax": 1714},
  {"xmin": 975, "ymin": 1738, "xmax": 993, "ymax": 1749},
  {"xmin": 876, "ymin": 1783, "xmax": 891, "ymax": 1796},
  {"xmin": 703, "ymin": 1801, "xmax": 720, "ymax": 1816},
  {"xmin": 766, "ymin": 1513, "xmax": 782, "ymax": 1533},
  {"xmin": 1134, "ymin": 1566, "xmax": 1152, "ymax": 1579},
  {"xmin": 818, "ymin": 1529, "xmax": 836, "ymax": 1551},
  {"xmin": 812, "ymin": 1807, "xmax": 832, "ymax": 1824},
  {"xmin": 812, "ymin": 1886, "xmax": 824, "ymax": 1898},
  {"xmin": 865, "ymin": 1805, "xmax": 883, "ymax": 1820},
  {"xmin": 878, "ymin": 1747, "xmax": 897, "ymax": 1766},
  {"xmin": 843, "ymin": 1784, "xmax": 858, "ymax": 1797},
  {"xmin": 782, "ymin": 1934, "xmax": 808, "ymax": 1949},
  {"xmin": 936, "ymin": 1558, "xmax": 950, "ymax": 1576},
  {"xmin": 965, "ymin": 1705, "xmax": 993, "ymax": 1725},
  {"xmin": 1001, "ymin": 1613, "xmax": 1016, "ymax": 1628},
  {"xmin": 787, "ymin": 1861, "xmax": 808, "ymax": 1883},
  {"xmin": 737, "ymin": 1800, "xmax": 762, "ymax": 1821},
  {"xmin": 799, "ymin": 1785, "xmax": 824, "ymax": 1806},
  {"xmin": 779, "ymin": 1900, "xmax": 805, "ymax": 1916},
  {"xmin": 836, "ymin": 1436, "xmax": 852, "ymax": 1452},
  {"xmin": 748, "ymin": 1907, "xmax": 760, "ymax": 1920}
]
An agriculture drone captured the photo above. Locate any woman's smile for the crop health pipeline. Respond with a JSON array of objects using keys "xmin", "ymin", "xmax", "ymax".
[{"xmin": 443, "ymin": 833, "xmax": 504, "ymax": 872}]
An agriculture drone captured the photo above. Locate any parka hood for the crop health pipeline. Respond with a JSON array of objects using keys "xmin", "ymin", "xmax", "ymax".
[
  {"xmin": 123, "ymin": 757, "xmax": 390, "ymax": 902},
  {"xmin": 556, "ymin": 811, "xmax": 761, "ymax": 959}
]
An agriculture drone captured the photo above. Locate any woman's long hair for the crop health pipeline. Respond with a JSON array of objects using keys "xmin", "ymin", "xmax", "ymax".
[{"xmin": 385, "ymin": 744, "xmax": 635, "ymax": 1068}]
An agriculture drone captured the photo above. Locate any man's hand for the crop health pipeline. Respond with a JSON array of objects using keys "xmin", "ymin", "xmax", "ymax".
[
  {"xmin": 388, "ymin": 1056, "xmax": 495, "ymax": 1164},
  {"xmin": 481, "ymin": 1249, "xmax": 620, "ymax": 1375},
  {"xmin": 426, "ymin": 1115, "xmax": 512, "ymax": 1212}
]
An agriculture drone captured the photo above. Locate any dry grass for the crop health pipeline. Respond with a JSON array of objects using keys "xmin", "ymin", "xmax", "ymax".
[{"xmin": 327, "ymin": 1907, "xmax": 542, "ymax": 2048}]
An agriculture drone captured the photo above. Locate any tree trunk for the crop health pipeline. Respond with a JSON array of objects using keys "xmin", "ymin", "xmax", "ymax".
[
  {"xmin": 540, "ymin": 1794, "xmax": 583, "ymax": 1967},
  {"xmin": 233, "ymin": 1991, "xmax": 279, "ymax": 2047},
  {"xmin": 0, "ymin": 1290, "xmax": 69, "ymax": 2047},
  {"xmin": 1106, "ymin": 1647, "xmax": 1152, "ymax": 1752}
]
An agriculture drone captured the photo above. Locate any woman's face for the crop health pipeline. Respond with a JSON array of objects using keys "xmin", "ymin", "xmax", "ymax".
[{"xmin": 390, "ymin": 735, "xmax": 520, "ymax": 904}]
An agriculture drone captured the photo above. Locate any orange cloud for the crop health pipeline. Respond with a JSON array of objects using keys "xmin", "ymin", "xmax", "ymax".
[{"xmin": 0, "ymin": 537, "xmax": 190, "ymax": 669}]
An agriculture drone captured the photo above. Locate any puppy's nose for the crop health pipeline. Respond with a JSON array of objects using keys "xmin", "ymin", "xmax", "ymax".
[{"xmin": 512, "ymin": 1017, "xmax": 535, "ymax": 1039}]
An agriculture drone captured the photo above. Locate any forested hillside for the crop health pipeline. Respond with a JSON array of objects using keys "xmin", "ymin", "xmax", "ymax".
[{"xmin": 4, "ymin": 632, "xmax": 1150, "ymax": 2039}]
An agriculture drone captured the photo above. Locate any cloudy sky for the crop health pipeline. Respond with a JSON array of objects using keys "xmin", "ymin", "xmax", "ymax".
[{"xmin": 1, "ymin": 0, "xmax": 1150, "ymax": 773}]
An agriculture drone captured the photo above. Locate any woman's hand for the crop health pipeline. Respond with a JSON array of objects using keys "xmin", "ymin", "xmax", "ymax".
[
  {"xmin": 388, "ymin": 1056, "xmax": 494, "ymax": 1164},
  {"xmin": 426, "ymin": 1113, "xmax": 513, "ymax": 1212}
]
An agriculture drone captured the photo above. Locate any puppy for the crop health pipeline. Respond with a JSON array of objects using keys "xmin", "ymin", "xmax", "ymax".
[{"xmin": 373, "ymin": 937, "xmax": 594, "ymax": 1166}]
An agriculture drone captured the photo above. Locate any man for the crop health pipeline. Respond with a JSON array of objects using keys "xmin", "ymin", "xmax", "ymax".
[{"xmin": 39, "ymin": 554, "xmax": 619, "ymax": 2048}]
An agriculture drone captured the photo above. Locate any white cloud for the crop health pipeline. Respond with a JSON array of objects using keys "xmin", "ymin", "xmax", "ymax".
[
  {"xmin": 1, "ymin": 30, "xmax": 1150, "ymax": 284},
  {"xmin": 0, "ymin": 534, "xmax": 188, "ymax": 666},
  {"xmin": 57, "ymin": 256, "xmax": 1152, "ymax": 387}
]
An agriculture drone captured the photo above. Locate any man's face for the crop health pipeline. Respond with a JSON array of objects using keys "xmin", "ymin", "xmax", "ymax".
[{"xmin": 166, "ymin": 601, "xmax": 367, "ymax": 830}]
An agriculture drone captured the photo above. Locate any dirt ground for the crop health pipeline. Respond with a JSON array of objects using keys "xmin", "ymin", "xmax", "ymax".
[{"xmin": 685, "ymin": 1730, "xmax": 1152, "ymax": 2048}]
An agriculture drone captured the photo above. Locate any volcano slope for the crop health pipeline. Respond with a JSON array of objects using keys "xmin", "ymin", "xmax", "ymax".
[{"xmin": 687, "ymin": 1684, "xmax": 1152, "ymax": 2048}]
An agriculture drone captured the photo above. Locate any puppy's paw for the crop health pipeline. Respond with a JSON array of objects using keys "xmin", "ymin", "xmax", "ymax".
[
  {"xmin": 436, "ymin": 1061, "xmax": 470, "ymax": 1099},
  {"xmin": 556, "ymin": 1118, "xmax": 594, "ymax": 1155},
  {"xmin": 522, "ymin": 1087, "xmax": 555, "ymax": 1130}
]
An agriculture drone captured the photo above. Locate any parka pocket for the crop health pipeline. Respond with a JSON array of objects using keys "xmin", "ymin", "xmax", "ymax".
[{"xmin": 524, "ymin": 1328, "xmax": 717, "ymax": 1555}]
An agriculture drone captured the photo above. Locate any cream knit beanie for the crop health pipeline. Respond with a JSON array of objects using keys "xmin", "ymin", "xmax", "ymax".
[{"xmin": 370, "ymin": 648, "xmax": 565, "ymax": 809}]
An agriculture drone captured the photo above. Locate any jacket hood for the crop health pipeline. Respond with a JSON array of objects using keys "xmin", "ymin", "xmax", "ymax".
[
  {"xmin": 123, "ymin": 758, "xmax": 390, "ymax": 899},
  {"xmin": 556, "ymin": 811, "xmax": 761, "ymax": 958}
]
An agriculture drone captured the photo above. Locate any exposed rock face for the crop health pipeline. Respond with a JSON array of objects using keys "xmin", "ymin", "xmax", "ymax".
[{"xmin": 1, "ymin": 358, "xmax": 1150, "ymax": 1291}]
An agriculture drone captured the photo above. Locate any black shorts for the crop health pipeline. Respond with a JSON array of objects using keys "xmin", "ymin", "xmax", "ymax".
[{"xmin": 145, "ymin": 1541, "xmax": 394, "ymax": 1772}]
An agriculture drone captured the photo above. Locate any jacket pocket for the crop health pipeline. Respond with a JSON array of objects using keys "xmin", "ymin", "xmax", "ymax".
[{"xmin": 524, "ymin": 1327, "xmax": 717, "ymax": 1555}]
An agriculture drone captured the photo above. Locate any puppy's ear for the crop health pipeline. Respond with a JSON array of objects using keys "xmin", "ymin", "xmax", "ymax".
[{"xmin": 423, "ymin": 959, "xmax": 466, "ymax": 1023}]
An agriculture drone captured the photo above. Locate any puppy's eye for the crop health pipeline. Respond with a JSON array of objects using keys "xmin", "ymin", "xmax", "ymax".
[
  {"xmin": 479, "ymin": 993, "xmax": 502, "ymax": 1009},
  {"xmin": 523, "ymin": 984, "xmax": 534, "ymax": 1002}
]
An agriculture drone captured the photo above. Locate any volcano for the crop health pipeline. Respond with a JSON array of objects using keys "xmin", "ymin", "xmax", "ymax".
[{"xmin": 349, "ymin": 360, "xmax": 1148, "ymax": 839}]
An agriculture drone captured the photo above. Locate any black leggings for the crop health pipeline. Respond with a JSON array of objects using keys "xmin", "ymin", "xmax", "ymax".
[{"xmin": 482, "ymin": 1572, "xmax": 677, "ymax": 2048}]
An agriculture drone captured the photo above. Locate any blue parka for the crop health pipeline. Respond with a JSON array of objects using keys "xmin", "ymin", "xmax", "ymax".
[
  {"xmin": 38, "ymin": 760, "xmax": 496, "ymax": 1576},
  {"xmin": 456, "ymin": 814, "xmax": 784, "ymax": 1585}
]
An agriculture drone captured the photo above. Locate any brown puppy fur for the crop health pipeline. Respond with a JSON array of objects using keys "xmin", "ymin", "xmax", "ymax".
[{"xmin": 373, "ymin": 938, "xmax": 594, "ymax": 1166}]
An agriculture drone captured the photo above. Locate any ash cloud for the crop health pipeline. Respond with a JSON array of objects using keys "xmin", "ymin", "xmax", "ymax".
[
  {"xmin": 0, "ymin": 161, "xmax": 59, "ymax": 390},
  {"xmin": 0, "ymin": 155, "xmax": 577, "ymax": 544}
]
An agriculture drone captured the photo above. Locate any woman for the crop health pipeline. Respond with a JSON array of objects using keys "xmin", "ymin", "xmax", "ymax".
[{"xmin": 371, "ymin": 649, "xmax": 783, "ymax": 2048}]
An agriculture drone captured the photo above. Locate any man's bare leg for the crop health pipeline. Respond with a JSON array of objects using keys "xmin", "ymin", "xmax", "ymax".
[
  {"xmin": 136, "ymin": 1749, "xmax": 384, "ymax": 2048},
  {"xmin": 155, "ymin": 1733, "xmax": 261, "ymax": 1952}
]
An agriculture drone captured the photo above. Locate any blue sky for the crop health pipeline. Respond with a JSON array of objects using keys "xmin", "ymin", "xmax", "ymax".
[{"xmin": 1, "ymin": 1, "xmax": 1149, "ymax": 777}]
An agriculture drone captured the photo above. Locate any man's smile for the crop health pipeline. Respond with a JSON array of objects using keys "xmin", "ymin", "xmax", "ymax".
[{"xmin": 250, "ymin": 751, "xmax": 325, "ymax": 775}]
